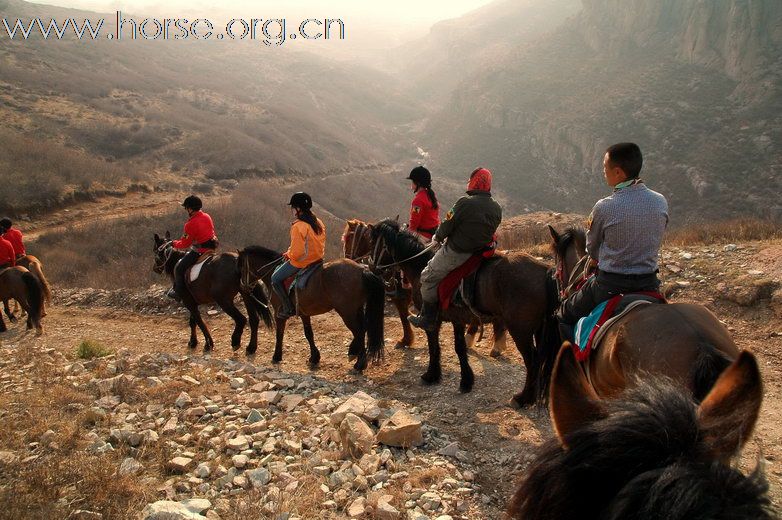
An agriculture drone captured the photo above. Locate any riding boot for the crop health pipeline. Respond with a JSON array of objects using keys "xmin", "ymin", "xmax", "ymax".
[
  {"xmin": 408, "ymin": 301, "xmax": 439, "ymax": 332},
  {"xmin": 276, "ymin": 292, "xmax": 297, "ymax": 319},
  {"xmin": 558, "ymin": 322, "xmax": 575, "ymax": 343},
  {"xmin": 166, "ymin": 287, "xmax": 181, "ymax": 301}
]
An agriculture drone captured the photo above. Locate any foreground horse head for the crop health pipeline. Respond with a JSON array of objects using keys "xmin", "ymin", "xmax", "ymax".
[{"xmin": 508, "ymin": 346, "xmax": 774, "ymax": 519}]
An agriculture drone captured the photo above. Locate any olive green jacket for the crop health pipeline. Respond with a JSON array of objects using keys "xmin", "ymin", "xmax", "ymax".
[{"xmin": 434, "ymin": 191, "xmax": 502, "ymax": 253}]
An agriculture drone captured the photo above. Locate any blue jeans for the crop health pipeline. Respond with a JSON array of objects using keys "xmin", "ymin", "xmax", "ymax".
[{"xmin": 271, "ymin": 261, "xmax": 301, "ymax": 314}]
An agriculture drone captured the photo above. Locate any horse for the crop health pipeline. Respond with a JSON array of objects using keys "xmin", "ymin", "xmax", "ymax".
[
  {"xmin": 153, "ymin": 233, "xmax": 273, "ymax": 353},
  {"xmin": 237, "ymin": 246, "xmax": 385, "ymax": 372},
  {"xmin": 0, "ymin": 266, "xmax": 44, "ymax": 335},
  {"xmin": 507, "ymin": 345, "xmax": 774, "ymax": 519},
  {"xmin": 3, "ymin": 254, "xmax": 52, "ymax": 322},
  {"xmin": 371, "ymin": 218, "xmax": 560, "ymax": 404},
  {"xmin": 342, "ymin": 218, "xmax": 508, "ymax": 356},
  {"xmin": 549, "ymin": 225, "xmax": 739, "ymax": 401}
]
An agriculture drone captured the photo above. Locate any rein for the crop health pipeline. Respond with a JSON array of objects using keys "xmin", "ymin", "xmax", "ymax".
[
  {"xmin": 373, "ymin": 239, "xmax": 438, "ymax": 271},
  {"xmin": 154, "ymin": 241, "xmax": 174, "ymax": 272},
  {"xmin": 556, "ymin": 253, "xmax": 592, "ymax": 299}
]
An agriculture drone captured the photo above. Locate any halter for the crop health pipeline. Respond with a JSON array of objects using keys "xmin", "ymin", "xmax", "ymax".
[
  {"xmin": 555, "ymin": 252, "xmax": 592, "ymax": 299},
  {"xmin": 154, "ymin": 241, "xmax": 174, "ymax": 272},
  {"xmin": 343, "ymin": 222, "xmax": 373, "ymax": 263}
]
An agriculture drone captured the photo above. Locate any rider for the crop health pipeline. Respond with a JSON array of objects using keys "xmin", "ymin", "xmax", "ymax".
[
  {"xmin": 167, "ymin": 195, "xmax": 218, "ymax": 301},
  {"xmin": 0, "ymin": 218, "xmax": 25, "ymax": 259},
  {"xmin": 409, "ymin": 167, "xmax": 502, "ymax": 331},
  {"xmin": 557, "ymin": 143, "xmax": 669, "ymax": 338},
  {"xmin": 271, "ymin": 192, "xmax": 326, "ymax": 319},
  {"xmin": 407, "ymin": 166, "xmax": 440, "ymax": 241},
  {"xmin": 0, "ymin": 233, "xmax": 15, "ymax": 269}
]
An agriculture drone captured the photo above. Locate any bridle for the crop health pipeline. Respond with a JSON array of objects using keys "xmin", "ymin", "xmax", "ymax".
[
  {"xmin": 154, "ymin": 241, "xmax": 174, "ymax": 273},
  {"xmin": 555, "ymin": 250, "xmax": 592, "ymax": 300},
  {"xmin": 240, "ymin": 254, "xmax": 284, "ymax": 290},
  {"xmin": 343, "ymin": 222, "xmax": 373, "ymax": 263}
]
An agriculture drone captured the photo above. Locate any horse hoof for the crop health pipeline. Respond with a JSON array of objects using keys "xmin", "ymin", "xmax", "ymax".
[
  {"xmin": 188, "ymin": 341, "xmax": 198, "ymax": 349},
  {"xmin": 489, "ymin": 349, "xmax": 502, "ymax": 359},
  {"xmin": 231, "ymin": 343, "xmax": 241, "ymax": 352},
  {"xmin": 272, "ymin": 356, "xmax": 282, "ymax": 364},
  {"xmin": 459, "ymin": 379, "xmax": 474, "ymax": 393},
  {"xmin": 510, "ymin": 392, "xmax": 534, "ymax": 409},
  {"xmin": 246, "ymin": 346, "xmax": 257, "ymax": 356},
  {"xmin": 394, "ymin": 342, "xmax": 409, "ymax": 350},
  {"xmin": 420, "ymin": 372, "xmax": 441, "ymax": 386}
]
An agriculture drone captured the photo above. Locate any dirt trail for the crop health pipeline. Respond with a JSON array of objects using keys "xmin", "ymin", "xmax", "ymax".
[{"xmin": 4, "ymin": 274, "xmax": 782, "ymax": 514}]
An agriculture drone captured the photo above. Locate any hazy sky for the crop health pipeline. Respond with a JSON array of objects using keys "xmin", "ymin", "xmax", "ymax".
[{"xmin": 27, "ymin": 0, "xmax": 496, "ymax": 26}]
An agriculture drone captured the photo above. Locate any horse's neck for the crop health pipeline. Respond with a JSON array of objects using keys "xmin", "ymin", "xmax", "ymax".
[{"xmin": 166, "ymin": 251, "xmax": 184, "ymax": 275}]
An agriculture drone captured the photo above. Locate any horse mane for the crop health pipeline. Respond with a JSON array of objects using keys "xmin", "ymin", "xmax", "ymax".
[
  {"xmin": 240, "ymin": 245, "xmax": 283, "ymax": 259},
  {"xmin": 343, "ymin": 218, "xmax": 367, "ymax": 239},
  {"xmin": 508, "ymin": 378, "xmax": 775, "ymax": 520},
  {"xmin": 552, "ymin": 226, "xmax": 587, "ymax": 259},
  {"xmin": 374, "ymin": 218, "xmax": 432, "ymax": 272}
]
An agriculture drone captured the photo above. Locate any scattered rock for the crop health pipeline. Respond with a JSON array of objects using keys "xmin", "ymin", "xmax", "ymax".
[
  {"xmin": 331, "ymin": 391, "xmax": 382, "ymax": 425},
  {"xmin": 339, "ymin": 413, "xmax": 374, "ymax": 458},
  {"xmin": 142, "ymin": 501, "xmax": 206, "ymax": 519},
  {"xmin": 119, "ymin": 457, "xmax": 144, "ymax": 476},
  {"xmin": 376, "ymin": 410, "xmax": 423, "ymax": 448},
  {"xmin": 376, "ymin": 495, "xmax": 400, "ymax": 519},
  {"xmin": 168, "ymin": 457, "xmax": 194, "ymax": 474}
]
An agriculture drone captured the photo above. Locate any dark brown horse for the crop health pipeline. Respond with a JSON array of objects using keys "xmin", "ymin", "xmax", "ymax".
[
  {"xmin": 549, "ymin": 226, "xmax": 739, "ymax": 401},
  {"xmin": 343, "ymin": 218, "xmax": 508, "ymax": 356},
  {"xmin": 0, "ymin": 266, "xmax": 44, "ymax": 335},
  {"xmin": 153, "ymin": 233, "xmax": 273, "ymax": 353},
  {"xmin": 4, "ymin": 254, "xmax": 52, "ymax": 321},
  {"xmin": 372, "ymin": 219, "xmax": 559, "ymax": 404},
  {"xmin": 238, "ymin": 246, "xmax": 385, "ymax": 372},
  {"xmin": 508, "ymin": 345, "xmax": 773, "ymax": 519}
]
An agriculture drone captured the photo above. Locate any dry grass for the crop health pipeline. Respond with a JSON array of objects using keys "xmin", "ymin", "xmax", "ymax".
[
  {"xmin": 665, "ymin": 218, "xmax": 782, "ymax": 246},
  {"xmin": 76, "ymin": 339, "xmax": 112, "ymax": 360}
]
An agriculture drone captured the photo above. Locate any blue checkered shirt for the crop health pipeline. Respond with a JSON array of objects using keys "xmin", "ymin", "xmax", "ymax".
[{"xmin": 586, "ymin": 183, "xmax": 668, "ymax": 275}]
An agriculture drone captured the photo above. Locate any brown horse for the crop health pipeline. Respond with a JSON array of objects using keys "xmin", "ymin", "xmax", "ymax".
[
  {"xmin": 549, "ymin": 225, "xmax": 739, "ymax": 401},
  {"xmin": 508, "ymin": 345, "xmax": 772, "ymax": 519},
  {"xmin": 153, "ymin": 233, "xmax": 273, "ymax": 353},
  {"xmin": 0, "ymin": 266, "xmax": 44, "ymax": 335},
  {"xmin": 4, "ymin": 255, "xmax": 52, "ymax": 321},
  {"xmin": 372, "ymin": 219, "xmax": 559, "ymax": 403},
  {"xmin": 238, "ymin": 246, "xmax": 385, "ymax": 372},
  {"xmin": 343, "ymin": 218, "xmax": 508, "ymax": 356}
]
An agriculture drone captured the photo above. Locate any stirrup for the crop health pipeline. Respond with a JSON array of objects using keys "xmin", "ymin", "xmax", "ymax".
[{"xmin": 167, "ymin": 288, "xmax": 181, "ymax": 301}]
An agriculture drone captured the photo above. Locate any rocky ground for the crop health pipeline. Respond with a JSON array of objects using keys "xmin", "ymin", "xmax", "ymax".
[{"xmin": 1, "ymin": 238, "xmax": 781, "ymax": 519}]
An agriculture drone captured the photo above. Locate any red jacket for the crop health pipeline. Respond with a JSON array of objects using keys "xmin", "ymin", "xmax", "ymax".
[
  {"xmin": 172, "ymin": 211, "xmax": 217, "ymax": 253},
  {"xmin": 0, "ymin": 237, "xmax": 15, "ymax": 267},
  {"xmin": 409, "ymin": 189, "xmax": 440, "ymax": 239},
  {"xmin": 2, "ymin": 227, "xmax": 25, "ymax": 257}
]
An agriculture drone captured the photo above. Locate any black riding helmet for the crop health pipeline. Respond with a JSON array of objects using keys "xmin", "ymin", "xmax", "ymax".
[
  {"xmin": 407, "ymin": 166, "xmax": 432, "ymax": 187},
  {"xmin": 182, "ymin": 195, "xmax": 203, "ymax": 211},
  {"xmin": 0, "ymin": 217, "xmax": 11, "ymax": 231},
  {"xmin": 288, "ymin": 192, "xmax": 313, "ymax": 210}
]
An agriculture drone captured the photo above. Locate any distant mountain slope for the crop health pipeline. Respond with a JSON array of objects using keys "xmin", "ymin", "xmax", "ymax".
[
  {"xmin": 423, "ymin": 0, "xmax": 782, "ymax": 221},
  {"xmin": 0, "ymin": 0, "xmax": 424, "ymax": 214}
]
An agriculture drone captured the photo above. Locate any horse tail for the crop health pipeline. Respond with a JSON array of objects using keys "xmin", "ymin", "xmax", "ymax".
[
  {"xmin": 362, "ymin": 269, "xmax": 386, "ymax": 363},
  {"xmin": 21, "ymin": 271, "xmax": 43, "ymax": 329},
  {"xmin": 29, "ymin": 260, "xmax": 52, "ymax": 304},
  {"xmin": 533, "ymin": 269, "xmax": 563, "ymax": 406},
  {"xmin": 691, "ymin": 342, "xmax": 733, "ymax": 402},
  {"xmin": 249, "ymin": 283, "xmax": 274, "ymax": 329}
]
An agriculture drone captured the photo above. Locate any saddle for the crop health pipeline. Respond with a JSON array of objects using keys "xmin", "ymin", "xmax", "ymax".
[
  {"xmin": 572, "ymin": 292, "xmax": 667, "ymax": 361},
  {"xmin": 283, "ymin": 261, "xmax": 323, "ymax": 299},
  {"xmin": 185, "ymin": 252, "xmax": 215, "ymax": 284},
  {"xmin": 438, "ymin": 253, "xmax": 497, "ymax": 319}
]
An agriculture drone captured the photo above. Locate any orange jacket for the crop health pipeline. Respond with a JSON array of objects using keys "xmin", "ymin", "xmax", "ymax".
[{"xmin": 285, "ymin": 218, "xmax": 326, "ymax": 268}]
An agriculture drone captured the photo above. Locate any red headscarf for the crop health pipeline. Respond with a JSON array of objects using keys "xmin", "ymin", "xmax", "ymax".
[{"xmin": 468, "ymin": 167, "xmax": 492, "ymax": 192}]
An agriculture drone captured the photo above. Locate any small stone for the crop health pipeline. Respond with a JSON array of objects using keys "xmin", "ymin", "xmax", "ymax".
[
  {"xmin": 180, "ymin": 498, "xmax": 211, "ymax": 515},
  {"xmin": 40, "ymin": 430, "xmax": 56, "ymax": 446},
  {"xmin": 230, "ymin": 378, "xmax": 246, "ymax": 389},
  {"xmin": 119, "ymin": 457, "xmax": 143, "ymax": 476},
  {"xmin": 247, "ymin": 468, "xmax": 271, "ymax": 488},
  {"xmin": 168, "ymin": 457, "xmax": 194, "ymax": 473},
  {"xmin": 246, "ymin": 409, "xmax": 263, "ymax": 423},
  {"xmin": 175, "ymin": 392, "xmax": 192, "ymax": 408},
  {"xmin": 232, "ymin": 454, "xmax": 249, "ymax": 469},
  {"xmin": 437, "ymin": 442, "xmax": 459, "ymax": 458},
  {"xmin": 278, "ymin": 394, "xmax": 304, "ymax": 412},
  {"xmin": 181, "ymin": 375, "xmax": 201, "ymax": 386},
  {"xmin": 376, "ymin": 410, "xmax": 423, "ymax": 448},
  {"xmin": 162, "ymin": 417, "xmax": 178, "ymax": 435},
  {"xmin": 142, "ymin": 500, "xmax": 205, "ymax": 519},
  {"xmin": 195, "ymin": 463, "xmax": 211, "ymax": 479},
  {"xmin": 330, "ymin": 391, "xmax": 381, "ymax": 425},
  {"xmin": 347, "ymin": 497, "xmax": 366, "ymax": 517},
  {"xmin": 376, "ymin": 495, "xmax": 400, "ymax": 519},
  {"xmin": 226, "ymin": 435, "xmax": 250, "ymax": 451}
]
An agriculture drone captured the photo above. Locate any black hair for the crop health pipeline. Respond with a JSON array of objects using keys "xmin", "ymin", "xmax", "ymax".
[
  {"xmin": 424, "ymin": 187, "xmax": 439, "ymax": 210},
  {"xmin": 606, "ymin": 143, "xmax": 643, "ymax": 179},
  {"xmin": 297, "ymin": 209, "xmax": 323, "ymax": 235}
]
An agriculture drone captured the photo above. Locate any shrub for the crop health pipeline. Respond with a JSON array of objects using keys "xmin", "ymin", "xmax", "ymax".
[{"xmin": 76, "ymin": 339, "xmax": 112, "ymax": 359}]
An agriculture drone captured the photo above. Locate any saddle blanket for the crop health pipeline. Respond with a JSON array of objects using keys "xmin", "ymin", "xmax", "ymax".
[
  {"xmin": 573, "ymin": 292, "xmax": 666, "ymax": 361},
  {"xmin": 283, "ymin": 261, "xmax": 323, "ymax": 294},
  {"xmin": 188, "ymin": 258, "xmax": 208, "ymax": 283}
]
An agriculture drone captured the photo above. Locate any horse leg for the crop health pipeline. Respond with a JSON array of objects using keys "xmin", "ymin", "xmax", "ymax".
[
  {"xmin": 490, "ymin": 321, "xmax": 508, "ymax": 358},
  {"xmin": 273, "ymin": 317, "xmax": 287, "ymax": 364},
  {"xmin": 453, "ymin": 322, "xmax": 475, "ymax": 393},
  {"xmin": 188, "ymin": 316, "xmax": 198, "ymax": 349},
  {"xmin": 465, "ymin": 320, "xmax": 480, "ymax": 349},
  {"xmin": 393, "ymin": 291, "xmax": 415, "ymax": 349},
  {"xmin": 3, "ymin": 300, "xmax": 17, "ymax": 323},
  {"xmin": 217, "ymin": 297, "xmax": 247, "ymax": 352},
  {"xmin": 344, "ymin": 309, "xmax": 368, "ymax": 372},
  {"xmin": 184, "ymin": 298, "xmax": 213, "ymax": 352},
  {"xmin": 421, "ymin": 326, "xmax": 442, "ymax": 385},
  {"xmin": 240, "ymin": 293, "xmax": 259, "ymax": 355},
  {"xmin": 300, "ymin": 315, "xmax": 320, "ymax": 368},
  {"xmin": 0, "ymin": 311, "xmax": 6, "ymax": 333},
  {"xmin": 508, "ymin": 325, "xmax": 538, "ymax": 408}
]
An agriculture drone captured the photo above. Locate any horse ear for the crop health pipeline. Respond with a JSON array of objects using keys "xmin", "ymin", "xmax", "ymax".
[
  {"xmin": 548, "ymin": 225, "xmax": 560, "ymax": 244},
  {"xmin": 165, "ymin": 230, "xmax": 171, "ymax": 240},
  {"xmin": 549, "ymin": 344, "xmax": 605, "ymax": 447},
  {"xmin": 394, "ymin": 215, "xmax": 400, "ymax": 222},
  {"xmin": 697, "ymin": 350, "xmax": 763, "ymax": 461},
  {"xmin": 154, "ymin": 233, "xmax": 160, "ymax": 242}
]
